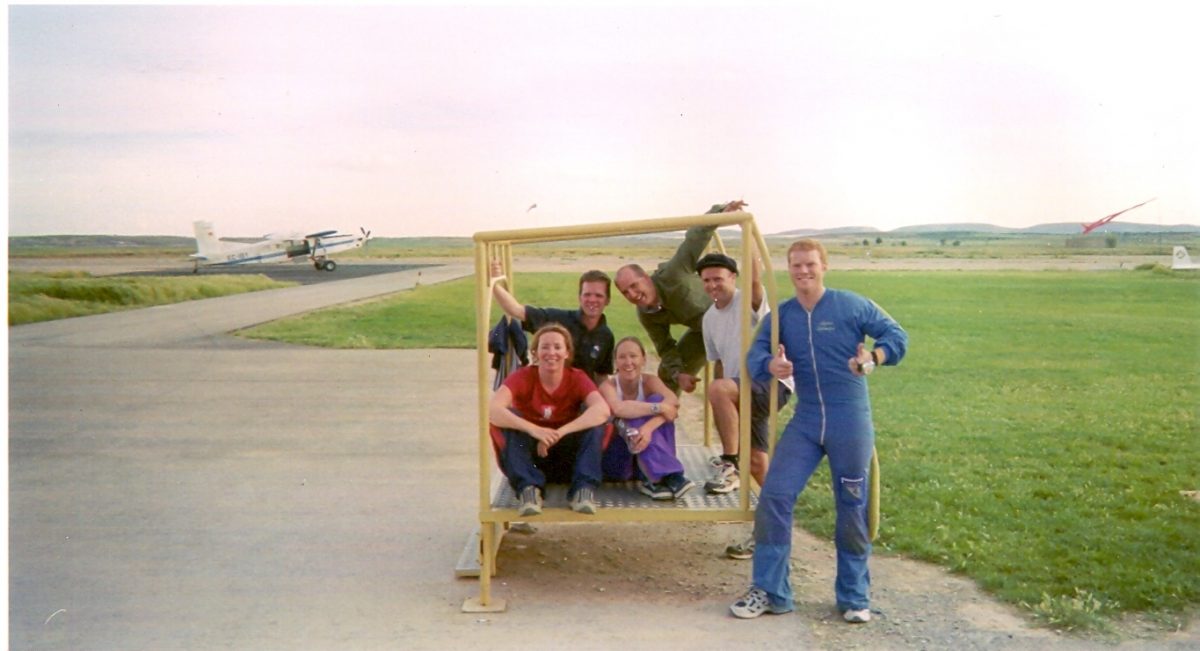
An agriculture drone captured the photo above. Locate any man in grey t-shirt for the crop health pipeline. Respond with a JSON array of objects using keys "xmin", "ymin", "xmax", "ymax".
[{"xmin": 697, "ymin": 251, "xmax": 792, "ymax": 559}]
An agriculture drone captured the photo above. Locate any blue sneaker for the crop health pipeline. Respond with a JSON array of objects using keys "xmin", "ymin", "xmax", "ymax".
[
  {"xmin": 663, "ymin": 473, "xmax": 695, "ymax": 499},
  {"xmin": 638, "ymin": 480, "xmax": 672, "ymax": 500}
]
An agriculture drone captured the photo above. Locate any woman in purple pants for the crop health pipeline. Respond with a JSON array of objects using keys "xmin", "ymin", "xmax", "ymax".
[{"xmin": 599, "ymin": 337, "xmax": 695, "ymax": 499}]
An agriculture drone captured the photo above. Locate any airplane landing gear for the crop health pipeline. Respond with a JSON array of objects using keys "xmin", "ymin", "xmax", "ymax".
[{"xmin": 313, "ymin": 258, "xmax": 336, "ymax": 271}]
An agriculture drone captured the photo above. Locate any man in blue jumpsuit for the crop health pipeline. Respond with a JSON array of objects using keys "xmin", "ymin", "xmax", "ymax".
[{"xmin": 730, "ymin": 238, "xmax": 907, "ymax": 624}]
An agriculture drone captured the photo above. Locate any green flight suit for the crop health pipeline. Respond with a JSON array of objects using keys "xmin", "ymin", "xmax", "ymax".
[{"xmin": 638, "ymin": 223, "xmax": 716, "ymax": 392}]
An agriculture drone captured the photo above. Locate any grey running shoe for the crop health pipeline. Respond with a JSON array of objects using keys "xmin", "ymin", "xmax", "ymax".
[
  {"xmin": 705, "ymin": 460, "xmax": 740, "ymax": 494},
  {"xmin": 518, "ymin": 485, "xmax": 542, "ymax": 517},
  {"xmin": 569, "ymin": 486, "xmax": 598, "ymax": 514},
  {"xmin": 725, "ymin": 534, "xmax": 755, "ymax": 560},
  {"xmin": 729, "ymin": 586, "xmax": 791, "ymax": 619},
  {"xmin": 638, "ymin": 480, "xmax": 672, "ymax": 500}
]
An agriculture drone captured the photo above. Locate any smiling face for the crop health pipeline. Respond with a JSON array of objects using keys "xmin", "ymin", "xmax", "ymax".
[
  {"xmin": 614, "ymin": 338, "xmax": 646, "ymax": 380},
  {"xmin": 699, "ymin": 266, "xmax": 737, "ymax": 309},
  {"xmin": 578, "ymin": 280, "xmax": 610, "ymax": 320},
  {"xmin": 615, "ymin": 267, "xmax": 658, "ymax": 309},
  {"xmin": 787, "ymin": 247, "xmax": 827, "ymax": 298},
  {"xmin": 533, "ymin": 330, "xmax": 570, "ymax": 371}
]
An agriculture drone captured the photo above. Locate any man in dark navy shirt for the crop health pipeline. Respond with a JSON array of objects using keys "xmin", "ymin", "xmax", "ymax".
[{"xmin": 490, "ymin": 261, "xmax": 615, "ymax": 385}]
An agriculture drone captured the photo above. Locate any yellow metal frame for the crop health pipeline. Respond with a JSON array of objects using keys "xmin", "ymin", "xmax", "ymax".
[{"xmin": 465, "ymin": 210, "xmax": 878, "ymax": 612}]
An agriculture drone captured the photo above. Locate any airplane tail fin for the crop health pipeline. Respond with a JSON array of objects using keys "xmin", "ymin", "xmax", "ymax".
[
  {"xmin": 1172, "ymin": 246, "xmax": 1195, "ymax": 269},
  {"xmin": 192, "ymin": 221, "xmax": 224, "ymax": 259}
]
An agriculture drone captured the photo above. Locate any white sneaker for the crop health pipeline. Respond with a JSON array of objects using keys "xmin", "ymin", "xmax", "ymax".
[
  {"xmin": 705, "ymin": 460, "xmax": 740, "ymax": 494},
  {"xmin": 729, "ymin": 587, "xmax": 791, "ymax": 619},
  {"xmin": 843, "ymin": 608, "xmax": 871, "ymax": 623}
]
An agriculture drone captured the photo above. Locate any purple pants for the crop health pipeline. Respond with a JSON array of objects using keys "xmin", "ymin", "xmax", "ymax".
[{"xmin": 601, "ymin": 394, "xmax": 685, "ymax": 483}]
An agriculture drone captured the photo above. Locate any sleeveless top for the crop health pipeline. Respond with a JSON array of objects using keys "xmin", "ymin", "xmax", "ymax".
[{"xmin": 614, "ymin": 375, "xmax": 645, "ymax": 402}]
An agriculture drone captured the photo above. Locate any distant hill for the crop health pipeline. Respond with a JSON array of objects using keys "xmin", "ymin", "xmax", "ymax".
[
  {"xmin": 890, "ymin": 223, "xmax": 1013, "ymax": 234},
  {"xmin": 767, "ymin": 222, "xmax": 1200, "ymax": 237},
  {"xmin": 9, "ymin": 234, "xmax": 194, "ymax": 250},
  {"xmin": 1018, "ymin": 222, "xmax": 1200, "ymax": 235},
  {"xmin": 772, "ymin": 226, "xmax": 882, "ymax": 237}
]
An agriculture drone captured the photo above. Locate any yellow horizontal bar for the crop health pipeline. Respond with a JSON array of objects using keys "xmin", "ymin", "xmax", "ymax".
[
  {"xmin": 479, "ymin": 508, "xmax": 756, "ymax": 523},
  {"xmin": 474, "ymin": 211, "xmax": 753, "ymax": 245}
]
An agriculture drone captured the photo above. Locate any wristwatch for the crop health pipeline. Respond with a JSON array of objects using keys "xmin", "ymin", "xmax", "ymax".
[{"xmin": 650, "ymin": 403, "xmax": 661, "ymax": 415}]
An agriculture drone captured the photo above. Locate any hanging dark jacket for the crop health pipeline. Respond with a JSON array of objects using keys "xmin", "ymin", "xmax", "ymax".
[{"xmin": 488, "ymin": 315, "xmax": 528, "ymax": 388}]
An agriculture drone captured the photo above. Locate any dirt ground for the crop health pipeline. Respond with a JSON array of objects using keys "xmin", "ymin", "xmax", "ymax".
[{"xmin": 11, "ymin": 254, "xmax": 1196, "ymax": 649}]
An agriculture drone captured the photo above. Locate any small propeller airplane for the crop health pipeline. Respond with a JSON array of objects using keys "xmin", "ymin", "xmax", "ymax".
[
  {"xmin": 191, "ymin": 220, "xmax": 371, "ymax": 272},
  {"xmin": 1081, "ymin": 198, "xmax": 1156, "ymax": 234},
  {"xmin": 1172, "ymin": 246, "xmax": 1200, "ymax": 271}
]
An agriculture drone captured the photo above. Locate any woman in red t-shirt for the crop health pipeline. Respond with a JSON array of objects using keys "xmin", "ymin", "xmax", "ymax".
[{"xmin": 489, "ymin": 323, "xmax": 611, "ymax": 516}]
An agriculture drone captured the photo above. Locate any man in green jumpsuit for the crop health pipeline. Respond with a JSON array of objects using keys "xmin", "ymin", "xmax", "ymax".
[{"xmin": 614, "ymin": 200, "xmax": 746, "ymax": 393}]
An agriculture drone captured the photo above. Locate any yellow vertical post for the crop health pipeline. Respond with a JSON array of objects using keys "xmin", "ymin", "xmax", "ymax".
[
  {"xmin": 750, "ymin": 225, "xmax": 780, "ymax": 458},
  {"xmin": 869, "ymin": 449, "xmax": 880, "ymax": 541},
  {"xmin": 703, "ymin": 364, "xmax": 714, "ymax": 448},
  {"xmin": 476, "ymin": 242, "xmax": 492, "ymax": 605},
  {"xmin": 702, "ymin": 232, "xmax": 728, "ymax": 450},
  {"xmin": 736, "ymin": 219, "xmax": 754, "ymax": 510},
  {"xmin": 464, "ymin": 240, "xmax": 507, "ymax": 613}
]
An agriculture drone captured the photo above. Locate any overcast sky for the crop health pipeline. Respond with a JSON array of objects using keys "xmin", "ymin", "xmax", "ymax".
[{"xmin": 7, "ymin": 3, "xmax": 1198, "ymax": 238}]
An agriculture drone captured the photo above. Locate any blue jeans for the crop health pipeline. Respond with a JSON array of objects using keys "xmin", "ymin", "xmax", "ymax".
[
  {"xmin": 752, "ymin": 406, "xmax": 874, "ymax": 612},
  {"xmin": 498, "ymin": 424, "xmax": 604, "ymax": 497}
]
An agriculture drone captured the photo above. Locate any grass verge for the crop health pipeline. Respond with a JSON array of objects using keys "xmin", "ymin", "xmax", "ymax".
[{"xmin": 8, "ymin": 271, "xmax": 295, "ymax": 325}]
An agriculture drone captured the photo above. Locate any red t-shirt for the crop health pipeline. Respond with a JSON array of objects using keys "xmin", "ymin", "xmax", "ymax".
[{"xmin": 502, "ymin": 366, "xmax": 598, "ymax": 429}]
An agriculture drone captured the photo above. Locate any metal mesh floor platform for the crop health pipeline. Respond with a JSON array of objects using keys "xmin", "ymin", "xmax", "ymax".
[{"xmin": 489, "ymin": 444, "xmax": 758, "ymax": 511}]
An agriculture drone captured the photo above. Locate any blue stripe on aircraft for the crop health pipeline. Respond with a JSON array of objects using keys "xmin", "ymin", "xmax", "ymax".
[{"xmin": 208, "ymin": 250, "xmax": 292, "ymax": 266}]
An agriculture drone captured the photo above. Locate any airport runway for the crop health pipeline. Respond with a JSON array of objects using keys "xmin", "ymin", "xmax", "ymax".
[
  {"xmin": 8, "ymin": 263, "xmax": 489, "ymax": 650},
  {"xmin": 122, "ymin": 261, "xmax": 435, "ymax": 286}
]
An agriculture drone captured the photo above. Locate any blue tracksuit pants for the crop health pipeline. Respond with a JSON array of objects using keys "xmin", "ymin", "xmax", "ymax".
[{"xmin": 752, "ymin": 403, "xmax": 874, "ymax": 612}]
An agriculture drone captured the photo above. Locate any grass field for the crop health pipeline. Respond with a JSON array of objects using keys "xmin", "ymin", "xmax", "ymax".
[
  {"xmin": 352, "ymin": 231, "xmax": 1200, "ymax": 262},
  {"xmin": 242, "ymin": 267, "xmax": 1199, "ymax": 630},
  {"xmin": 8, "ymin": 271, "xmax": 295, "ymax": 325}
]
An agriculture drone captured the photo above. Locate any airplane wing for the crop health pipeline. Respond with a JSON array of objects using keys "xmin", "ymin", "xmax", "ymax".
[{"xmin": 306, "ymin": 229, "xmax": 339, "ymax": 239}]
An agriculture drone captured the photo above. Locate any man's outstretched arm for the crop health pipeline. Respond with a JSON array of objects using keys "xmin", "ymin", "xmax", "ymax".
[{"xmin": 490, "ymin": 259, "xmax": 527, "ymax": 322}]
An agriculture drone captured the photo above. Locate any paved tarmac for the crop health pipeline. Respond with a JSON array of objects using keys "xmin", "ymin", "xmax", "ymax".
[
  {"xmin": 121, "ymin": 261, "xmax": 435, "ymax": 286},
  {"xmin": 8, "ymin": 263, "xmax": 488, "ymax": 650}
]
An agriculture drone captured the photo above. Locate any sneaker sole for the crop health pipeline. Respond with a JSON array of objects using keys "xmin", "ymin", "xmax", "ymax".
[
  {"xmin": 638, "ymin": 486, "xmax": 672, "ymax": 500},
  {"xmin": 518, "ymin": 505, "xmax": 542, "ymax": 517},
  {"xmin": 730, "ymin": 604, "xmax": 791, "ymax": 619},
  {"xmin": 725, "ymin": 548, "xmax": 753, "ymax": 560},
  {"xmin": 843, "ymin": 610, "xmax": 871, "ymax": 623},
  {"xmin": 729, "ymin": 606, "xmax": 762, "ymax": 619},
  {"xmin": 705, "ymin": 479, "xmax": 740, "ymax": 494}
]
